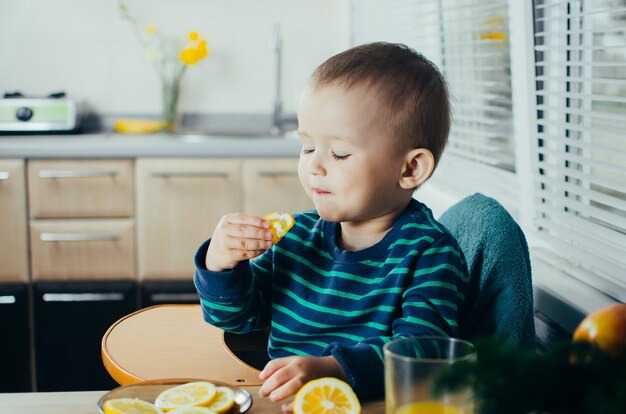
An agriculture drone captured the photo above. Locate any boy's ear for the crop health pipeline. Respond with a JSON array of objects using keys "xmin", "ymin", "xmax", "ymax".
[{"xmin": 399, "ymin": 148, "xmax": 435, "ymax": 189}]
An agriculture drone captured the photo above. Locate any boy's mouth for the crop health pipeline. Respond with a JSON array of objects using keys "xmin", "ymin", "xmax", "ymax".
[{"xmin": 312, "ymin": 187, "xmax": 331, "ymax": 195}]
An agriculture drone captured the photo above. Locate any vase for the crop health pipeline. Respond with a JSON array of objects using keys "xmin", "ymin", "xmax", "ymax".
[{"xmin": 161, "ymin": 76, "xmax": 181, "ymax": 132}]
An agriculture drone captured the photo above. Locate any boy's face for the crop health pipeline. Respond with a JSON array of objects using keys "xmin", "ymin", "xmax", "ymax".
[{"xmin": 297, "ymin": 83, "xmax": 411, "ymax": 223}]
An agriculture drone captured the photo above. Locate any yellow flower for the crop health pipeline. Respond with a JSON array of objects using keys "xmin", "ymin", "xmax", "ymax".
[
  {"xmin": 145, "ymin": 24, "xmax": 156, "ymax": 35},
  {"xmin": 195, "ymin": 39, "xmax": 209, "ymax": 59},
  {"xmin": 179, "ymin": 37, "xmax": 209, "ymax": 65},
  {"xmin": 188, "ymin": 31, "xmax": 199, "ymax": 41},
  {"xmin": 179, "ymin": 47, "xmax": 199, "ymax": 65}
]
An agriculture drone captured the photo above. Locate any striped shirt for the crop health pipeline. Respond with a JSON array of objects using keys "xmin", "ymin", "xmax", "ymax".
[{"xmin": 193, "ymin": 198, "xmax": 469, "ymax": 398}]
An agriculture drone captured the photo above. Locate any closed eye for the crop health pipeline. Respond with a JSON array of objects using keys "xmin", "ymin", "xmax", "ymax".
[
  {"xmin": 301, "ymin": 147, "xmax": 314, "ymax": 155},
  {"xmin": 332, "ymin": 152, "xmax": 350, "ymax": 160}
]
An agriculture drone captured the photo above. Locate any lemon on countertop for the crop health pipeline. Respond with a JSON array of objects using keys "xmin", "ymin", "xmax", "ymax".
[{"xmin": 113, "ymin": 119, "xmax": 167, "ymax": 134}]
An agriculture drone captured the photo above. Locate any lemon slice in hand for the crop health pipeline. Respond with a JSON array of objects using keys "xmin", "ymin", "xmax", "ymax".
[
  {"xmin": 154, "ymin": 381, "xmax": 218, "ymax": 411},
  {"xmin": 293, "ymin": 377, "xmax": 361, "ymax": 414},
  {"xmin": 263, "ymin": 212, "xmax": 295, "ymax": 243},
  {"xmin": 104, "ymin": 398, "xmax": 164, "ymax": 414}
]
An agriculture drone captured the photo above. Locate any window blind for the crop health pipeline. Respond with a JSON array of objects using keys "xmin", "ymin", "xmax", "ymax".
[
  {"xmin": 533, "ymin": 0, "xmax": 626, "ymax": 301},
  {"xmin": 352, "ymin": 0, "xmax": 515, "ymax": 172},
  {"xmin": 440, "ymin": 0, "xmax": 515, "ymax": 171}
]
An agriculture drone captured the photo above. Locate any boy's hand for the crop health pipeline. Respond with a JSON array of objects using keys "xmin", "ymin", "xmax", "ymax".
[
  {"xmin": 258, "ymin": 355, "xmax": 347, "ymax": 413},
  {"xmin": 205, "ymin": 213, "xmax": 273, "ymax": 272}
]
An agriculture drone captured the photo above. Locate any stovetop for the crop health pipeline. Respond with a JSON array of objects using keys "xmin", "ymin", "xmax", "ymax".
[{"xmin": 0, "ymin": 91, "xmax": 79, "ymax": 132}]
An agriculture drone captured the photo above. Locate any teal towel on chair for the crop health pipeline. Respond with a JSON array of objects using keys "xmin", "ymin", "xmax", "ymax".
[{"xmin": 439, "ymin": 193, "xmax": 536, "ymax": 348}]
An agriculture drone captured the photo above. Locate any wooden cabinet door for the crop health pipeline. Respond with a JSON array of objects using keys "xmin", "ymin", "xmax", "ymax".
[
  {"xmin": 242, "ymin": 158, "xmax": 313, "ymax": 216},
  {"xmin": 0, "ymin": 160, "xmax": 28, "ymax": 282},
  {"xmin": 29, "ymin": 219, "xmax": 135, "ymax": 281},
  {"xmin": 28, "ymin": 159, "xmax": 134, "ymax": 218},
  {"xmin": 136, "ymin": 158, "xmax": 241, "ymax": 280}
]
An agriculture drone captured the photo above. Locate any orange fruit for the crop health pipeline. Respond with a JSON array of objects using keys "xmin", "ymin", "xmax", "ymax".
[
  {"xmin": 293, "ymin": 377, "xmax": 361, "ymax": 414},
  {"xmin": 263, "ymin": 212, "xmax": 295, "ymax": 243},
  {"xmin": 573, "ymin": 303, "xmax": 626, "ymax": 357}
]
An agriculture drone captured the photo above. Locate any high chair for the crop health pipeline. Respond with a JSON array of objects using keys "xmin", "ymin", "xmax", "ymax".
[{"xmin": 101, "ymin": 304, "xmax": 266, "ymax": 386}]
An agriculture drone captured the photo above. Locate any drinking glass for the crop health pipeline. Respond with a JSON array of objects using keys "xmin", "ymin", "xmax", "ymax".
[{"xmin": 383, "ymin": 336, "xmax": 476, "ymax": 414}]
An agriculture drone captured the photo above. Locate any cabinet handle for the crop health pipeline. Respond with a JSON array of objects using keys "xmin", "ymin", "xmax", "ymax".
[
  {"xmin": 151, "ymin": 172, "xmax": 230, "ymax": 178},
  {"xmin": 0, "ymin": 295, "xmax": 16, "ymax": 304},
  {"xmin": 38, "ymin": 170, "xmax": 119, "ymax": 179},
  {"xmin": 42, "ymin": 293, "xmax": 125, "ymax": 302},
  {"xmin": 259, "ymin": 171, "xmax": 298, "ymax": 177},
  {"xmin": 0, "ymin": 171, "xmax": 9, "ymax": 181},
  {"xmin": 39, "ymin": 233, "xmax": 120, "ymax": 242},
  {"xmin": 150, "ymin": 293, "xmax": 199, "ymax": 302}
]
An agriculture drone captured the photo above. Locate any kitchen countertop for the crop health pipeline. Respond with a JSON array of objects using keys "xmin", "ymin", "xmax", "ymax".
[{"xmin": 0, "ymin": 133, "xmax": 302, "ymax": 158}]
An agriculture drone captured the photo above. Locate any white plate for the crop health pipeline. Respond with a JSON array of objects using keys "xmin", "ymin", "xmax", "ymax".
[{"xmin": 97, "ymin": 378, "xmax": 252, "ymax": 413}]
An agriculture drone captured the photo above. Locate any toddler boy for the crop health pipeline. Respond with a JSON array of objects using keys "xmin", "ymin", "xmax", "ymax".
[{"xmin": 194, "ymin": 42, "xmax": 469, "ymax": 411}]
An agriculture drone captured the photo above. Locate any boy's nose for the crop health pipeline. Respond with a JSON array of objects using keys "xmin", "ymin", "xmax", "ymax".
[{"xmin": 310, "ymin": 152, "xmax": 327, "ymax": 176}]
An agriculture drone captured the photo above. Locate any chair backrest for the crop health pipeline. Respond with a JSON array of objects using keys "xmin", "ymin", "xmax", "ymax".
[{"xmin": 439, "ymin": 193, "xmax": 536, "ymax": 348}]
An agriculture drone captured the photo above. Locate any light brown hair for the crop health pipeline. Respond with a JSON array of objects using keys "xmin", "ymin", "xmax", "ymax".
[{"xmin": 311, "ymin": 42, "xmax": 451, "ymax": 166}]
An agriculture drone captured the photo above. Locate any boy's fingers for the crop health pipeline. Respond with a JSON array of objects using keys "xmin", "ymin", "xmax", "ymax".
[
  {"xmin": 226, "ymin": 238, "xmax": 272, "ymax": 252},
  {"xmin": 223, "ymin": 223, "xmax": 272, "ymax": 241},
  {"xmin": 226, "ymin": 213, "xmax": 269, "ymax": 229},
  {"xmin": 268, "ymin": 377, "xmax": 302, "ymax": 402}
]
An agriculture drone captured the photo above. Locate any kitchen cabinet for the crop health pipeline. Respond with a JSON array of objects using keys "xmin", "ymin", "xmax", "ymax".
[
  {"xmin": 8, "ymin": 154, "xmax": 310, "ymax": 391},
  {"xmin": 27, "ymin": 159, "xmax": 136, "ymax": 391},
  {"xmin": 242, "ymin": 158, "xmax": 313, "ymax": 215},
  {"xmin": 0, "ymin": 283, "xmax": 31, "ymax": 392},
  {"xmin": 136, "ymin": 157, "xmax": 312, "ymax": 282},
  {"xmin": 27, "ymin": 159, "xmax": 133, "ymax": 219},
  {"xmin": 29, "ymin": 219, "xmax": 135, "ymax": 281},
  {"xmin": 136, "ymin": 158, "xmax": 242, "ymax": 281},
  {"xmin": 27, "ymin": 159, "xmax": 135, "ymax": 281},
  {"xmin": 0, "ymin": 160, "xmax": 32, "ymax": 392},
  {"xmin": 0, "ymin": 159, "xmax": 29, "ymax": 282},
  {"xmin": 33, "ymin": 281, "xmax": 136, "ymax": 391}
]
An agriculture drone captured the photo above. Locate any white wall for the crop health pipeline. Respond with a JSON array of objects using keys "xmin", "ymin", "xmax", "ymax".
[{"xmin": 0, "ymin": 0, "xmax": 351, "ymax": 116}]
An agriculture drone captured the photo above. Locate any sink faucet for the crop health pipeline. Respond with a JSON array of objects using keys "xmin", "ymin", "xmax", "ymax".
[{"xmin": 269, "ymin": 23, "xmax": 296, "ymax": 135}]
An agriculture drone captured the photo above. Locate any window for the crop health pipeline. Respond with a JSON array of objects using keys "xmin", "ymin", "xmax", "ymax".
[
  {"xmin": 533, "ymin": 0, "xmax": 626, "ymax": 301},
  {"xmin": 352, "ymin": 0, "xmax": 626, "ymax": 302}
]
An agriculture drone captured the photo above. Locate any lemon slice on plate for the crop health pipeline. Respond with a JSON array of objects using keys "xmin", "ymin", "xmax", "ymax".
[
  {"xmin": 263, "ymin": 212, "xmax": 295, "ymax": 243},
  {"xmin": 167, "ymin": 407, "xmax": 216, "ymax": 414},
  {"xmin": 104, "ymin": 398, "xmax": 163, "ymax": 414},
  {"xmin": 206, "ymin": 386, "xmax": 236, "ymax": 413},
  {"xmin": 293, "ymin": 377, "xmax": 361, "ymax": 414},
  {"xmin": 155, "ymin": 381, "xmax": 217, "ymax": 411},
  {"xmin": 113, "ymin": 119, "xmax": 167, "ymax": 134}
]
